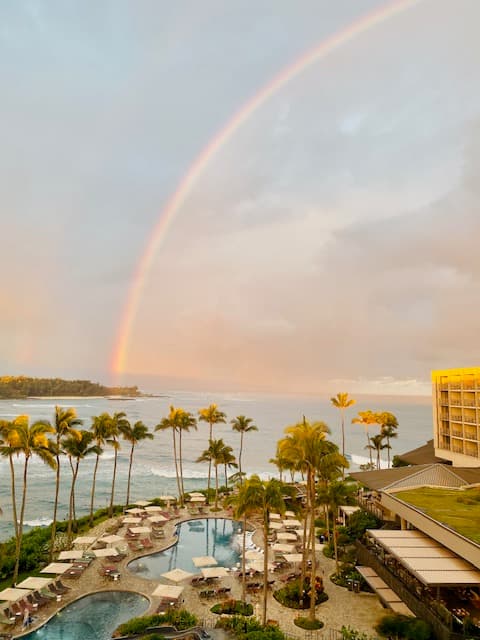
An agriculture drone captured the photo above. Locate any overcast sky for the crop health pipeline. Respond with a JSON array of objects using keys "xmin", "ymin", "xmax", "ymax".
[{"xmin": 1, "ymin": 0, "xmax": 480, "ymax": 396}]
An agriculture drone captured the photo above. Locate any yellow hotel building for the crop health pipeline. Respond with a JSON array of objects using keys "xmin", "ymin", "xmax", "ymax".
[{"xmin": 432, "ymin": 367, "xmax": 480, "ymax": 466}]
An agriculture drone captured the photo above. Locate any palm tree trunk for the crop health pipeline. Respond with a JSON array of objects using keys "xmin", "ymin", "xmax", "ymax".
[
  {"xmin": 172, "ymin": 430, "xmax": 182, "ymax": 503},
  {"xmin": 214, "ymin": 463, "xmax": 219, "ymax": 509},
  {"xmin": 333, "ymin": 515, "xmax": 339, "ymax": 575},
  {"xmin": 387, "ymin": 436, "xmax": 391, "ymax": 468},
  {"xmin": 300, "ymin": 497, "xmax": 309, "ymax": 607},
  {"xmin": 49, "ymin": 450, "xmax": 61, "ymax": 562},
  {"xmin": 178, "ymin": 429, "xmax": 185, "ymax": 501},
  {"xmin": 89, "ymin": 453, "xmax": 100, "ymax": 525},
  {"xmin": 366, "ymin": 428, "xmax": 372, "ymax": 466},
  {"xmin": 13, "ymin": 457, "xmax": 30, "ymax": 585},
  {"xmin": 242, "ymin": 514, "xmax": 247, "ymax": 603},
  {"xmin": 207, "ymin": 423, "xmax": 213, "ymax": 502},
  {"xmin": 341, "ymin": 410, "xmax": 345, "ymax": 480},
  {"xmin": 67, "ymin": 459, "xmax": 79, "ymax": 542},
  {"xmin": 109, "ymin": 443, "xmax": 118, "ymax": 517},
  {"xmin": 309, "ymin": 471, "xmax": 317, "ymax": 621},
  {"xmin": 238, "ymin": 432, "xmax": 244, "ymax": 479},
  {"xmin": 262, "ymin": 513, "xmax": 268, "ymax": 626},
  {"xmin": 126, "ymin": 444, "xmax": 134, "ymax": 506},
  {"xmin": 9, "ymin": 455, "xmax": 18, "ymax": 540}
]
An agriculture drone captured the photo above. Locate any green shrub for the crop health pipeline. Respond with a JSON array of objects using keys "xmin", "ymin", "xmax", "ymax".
[
  {"xmin": 346, "ymin": 510, "xmax": 381, "ymax": 540},
  {"xmin": 274, "ymin": 578, "xmax": 327, "ymax": 609},
  {"xmin": 211, "ymin": 600, "xmax": 253, "ymax": 615},
  {"xmin": 375, "ymin": 613, "xmax": 432, "ymax": 640},
  {"xmin": 215, "ymin": 616, "xmax": 286, "ymax": 640},
  {"xmin": 113, "ymin": 609, "xmax": 198, "ymax": 637},
  {"xmin": 340, "ymin": 625, "xmax": 375, "ymax": 639},
  {"xmin": 293, "ymin": 617, "xmax": 323, "ymax": 630}
]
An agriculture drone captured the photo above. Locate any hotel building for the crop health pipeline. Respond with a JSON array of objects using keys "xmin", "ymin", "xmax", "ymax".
[{"xmin": 432, "ymin": 367, "xmax": 480, "ymax": 467}]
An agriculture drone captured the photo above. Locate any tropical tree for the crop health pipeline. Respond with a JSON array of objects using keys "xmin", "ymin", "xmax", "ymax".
[
  {"xmin": 367, "ymin": 433, "xmax": 388, "ymax": 470},
  {"xmin": 0, "ymin": 419, "xmax": 22, "ymax": 544},
  {"xmin": 48, "ymin": 406, "xmax": 83, "ymax": 561},
  {"xmin": 269, "ymin": 447, "xmax": 296, "ymax": 483},
  {"xmin": 5, "ymin": 417, "xmax": 55, "ymax": 584},
  {"xmin": 230, "ymin": 415, "xmax": 257, "ymax": 481},
  {"xmin": 219, "ymin": 444, "xmax": 237, "ymax": 489},
  {"xmin": 278, "ymin": 419, "xmax": 331, "ymax": 621},
  {"xmin": 63, "ymin": 430, "xmax": 101, "ymax": 541},
  {"xmin": 352, "ymin": 410, "xmax": 379, "ymax": 467},
  {"xmin": 176, "ymin": 410, "xmax": 197, "ymax": 501},
  {"xmin": 89, "ymin": 413, "xmax": 110, "ymax": 524},
  {"xmin": 377, "ymin": 411, "xmax": 399, "ymax": 468},
  {"xmin": 108, "ymin": 412, "xmax": 130, "ymax": 516},
  {"xmin": 155, "ymin": 405, "xmax": 185, "ymax": 502},
  {"xmin": 330, "ymin": 393, "xmax": 355, "ymax": 478},
  {"xmin": 119, "ymin": 420, "xmax": 154, "ymax": 506},
  {"xmin": 196, "ymin": 438, "xmax": 228, "ymax": 510},
  {"xmin": 319, "ymin": 481, "xmax": 354, "ymax": 574},
  {"xmin": 198, "ymin": 404, "xmax": 226, "ymax": 500}
]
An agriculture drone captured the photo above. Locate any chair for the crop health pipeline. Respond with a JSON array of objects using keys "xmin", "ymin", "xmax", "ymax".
[
  {"xmin": 55, "ymin": 580, "xmax": 71, "ymax": 593},
  {"xmin": 140, "ymin": 538, "xmax": 153, "ymax": 549}
]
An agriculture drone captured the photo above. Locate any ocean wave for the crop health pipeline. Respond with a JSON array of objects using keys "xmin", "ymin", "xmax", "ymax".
[
  {"xmin": 149, "ymin": 467, "xmax": 208, "ymax": 479},
  {"xmin": 24, "ymin": 516, "xmax": 53, "ymax": 528}
]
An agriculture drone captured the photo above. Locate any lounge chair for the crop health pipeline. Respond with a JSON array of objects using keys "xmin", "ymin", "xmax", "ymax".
[
  {"xmin": 140, "ymin": 538, "xmax": 153, "ymax": 549},
  {"xmin": 54, "ymin": 580, "xmax": 71, "ymax": 593},
  {"xmin": 0, "ymin": 608, "xmax": 15, "ymax": 626},
  {"xmin": 39, "ymin": 588, "xmax": 56, "ymax": 601}
]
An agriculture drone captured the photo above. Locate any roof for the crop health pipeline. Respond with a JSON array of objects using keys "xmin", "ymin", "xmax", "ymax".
[
  {"xmin": 350, "ymin": 463, "xmax": 480, "ymax": 491},
  {"xmin": 396, "ymin": 440, "xmax": 446, "ymax": 466}
]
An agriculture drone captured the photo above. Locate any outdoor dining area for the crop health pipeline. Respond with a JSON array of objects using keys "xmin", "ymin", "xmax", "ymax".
[{"xmin": 0, "ymin": 578, "xmax": 71, "ymax": 630}]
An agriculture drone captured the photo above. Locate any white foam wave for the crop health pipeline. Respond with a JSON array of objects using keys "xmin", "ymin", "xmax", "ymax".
[
  {"xmin": 24, "ymin": 517, "xmax": 52, "ymax": 528},
  {"xmin": 149, "ymin": 467, "xmax": 208, "ymax": 479}
]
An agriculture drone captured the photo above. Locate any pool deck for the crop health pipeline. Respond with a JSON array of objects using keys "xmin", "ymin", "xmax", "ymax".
[{"xmin": 4, "ymin": 507, "xmax": 385, "ymax": 638}]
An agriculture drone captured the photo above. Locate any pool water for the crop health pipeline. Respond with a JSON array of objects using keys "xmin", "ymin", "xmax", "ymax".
[
  {"xmin": 128, "ymin": 518, "xmax": 241, "ymax": 579},
  {"xmin": 21, "ymin": 590, "xmax": 149, "ymax": 640}
]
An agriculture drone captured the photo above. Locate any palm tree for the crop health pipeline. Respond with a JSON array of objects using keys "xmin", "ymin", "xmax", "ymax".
[
  {"xmin": 0, "ymin": 419, "xmax": 22, "ymax": 544},
  {"xmin": 320, "ymin": 481, "xmax": 353, "ymax": 574},
  {"xmin": 63, "ymin": 430, "xmax": 101, "ymax": 541},
  {"xmin": 231, "ymin": 415, "xmax": 257, "ymax": 482},
  {"xmin": 89, "ymin": 413, "xmax": 110, "ymax": 525},
  {"xmin": 198, "ymin": 404, "xmax": 226, "ymax": 501},
  {"xmin": 377, "ymin": 411, "xmax": 399, "ymax": 468},
  {"xmin": 219, "ymin": 444, "xmax": 237, "ymax": 489},
  {"xmin": 176, "ymin": 410, "xmax": 197, "ymax": 502},
  {"xmin": 196, "ymin": 438, "xmax": 226, "ymax": 510},
  {"xmin": 226, "ymin": 476, "xmax": 264, "ymax": 604},
  {"xmin": 278, "ymin": 419, "xmax": 330, "ymax": 622},
  {"xmin": 330, "ymin": 393, "xmax": 355, "ymax": 479},
  {"xmin": 352, "ymin": 410, "xmax": 379, "ymax": 467},
  {"xmin": 48, "ymin": 406, "xmax": 82, "ymax": 561},
  {"xmin": 155, "ymin": 405, "xmax": 184, "ymax": 502},
  {"xmin": 119, "ymin": 420, "xmax": 154, "ymax": 506},
  {"xmin": 6, "ymin": 417, "xmax": 55, "ymax": 584},
  {"xmin": 368, "ymin": 433, "xmax": 388, "ymax": 470},
  {"xmin": 108, "ymin": 412, "xmax": 129, "ymax": 517}
]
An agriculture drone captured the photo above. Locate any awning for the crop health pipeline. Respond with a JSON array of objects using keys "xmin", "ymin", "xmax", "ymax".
[
  {"xmin": 152, "ymin": 584, "xmax": 184, "ymax": 600},
  {"xmin": 357, "ymin": 566, "xmax": 415, "ymax": 616}
]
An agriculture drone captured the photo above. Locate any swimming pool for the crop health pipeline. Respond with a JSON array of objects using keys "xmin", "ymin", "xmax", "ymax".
[
  {"xmin": 21, "ymin": 590, "xmax": 149, "ymax": 640},
  {"xmin": 128, "ymin": 518, "xmax": 242, "ymax": 580}
]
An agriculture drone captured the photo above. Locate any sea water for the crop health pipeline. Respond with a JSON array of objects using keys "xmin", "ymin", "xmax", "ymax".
[{"xmin": 0, "ymin": 391, "xmax": 433, "ymax": 541}]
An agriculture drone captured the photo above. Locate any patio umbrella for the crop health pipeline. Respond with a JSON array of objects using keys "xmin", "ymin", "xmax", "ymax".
[
  {"xmin": 269, "ymin": 522, "xmax": 282, "ymax": 530},
  {"xmin": 244, "ymin": 550, "xmax": 263, "ymax": 560},
  {"xmin": 40, "ymin": 562, "xmax": 74, "ymax": 575},
  {"xmin": 0, "ymin": 587, "xmax": 31, "ymax": 601},
  {"xmin": 277, "ymin": 532, "xmax": 297, "ymax": 541},
  {"xmin": 188, "ymin": 495, "xmax": 206, "ymax": 503},
  {"xmin": 123, "ymin": 516, "xmax": 143, "ymax": 524},
  {"xmin": 102, "ymin": 534, "xmax": 124, "ymax": 546},
  {"xmin": 93, "ymin": 548, "xmax": 118, "ymax": 557},
  {"xmin": 152, "ymin": 584, "xmax": 184, "ymax": 600},
  {"xmin": 58, "ymin": 550, "xmax": 84, "ymax": 560},
  {"xmin": 126, "ymin": 508, "xmax": 145, "ymax": 515},
  {"xmin": 192, "ymin": 556, "xmax": 218, "ymax": 567},
  {"xmin": 283, "ymin": 553, "xmax": 303, "ymax": 564},
  {"xmin": 269, "ymin": 513, "xmax": 282, "ymax": 520},
  {"xmin": 144, "ymin": 505, "xmax": 164, "ymax": 513},
  {"xmin": 248, "ymin": 560, "xmax": 275, "ymax": 573},
  {"xmin": 272, "ymin": 543, "xmax": 296, "ymax": 554},
  {"xmin": 135, "ymin": 500, "xmax": 152, "ymax": 507},
  {"xmin": 161, "ymin": 568, "xmax": 194, "ymax": 583},
  {"xmin": 285, "ymin": 511, "xmax": 295, "ymax": 517},
  {"xmin": 201, "ymin": 566, "xmax": 229, "ymax": 579},
  {"xmin": 130, "ymin": 526, "xmax": 152, "ymax": 535},
  {"xmin": 283, "ymin": 519, "xmax": 302, "ymax": 529},
  {"xmin": 189, "ymin": 492, "xmax": 205, "ymax": 498},
  {"xmin": 148, "ymin": 515, "xmax": 168, "ymax": 524},
  {"xmin": 159, "ymin": 495, "xmax": 176, "ymax": 501},
  {"xmin": 16, "ymin": 577, "xmax": 52, "ymax": 590},
  {"xmin": 73, "ymin": 536, "xmax": 97, "ymax": 546}
]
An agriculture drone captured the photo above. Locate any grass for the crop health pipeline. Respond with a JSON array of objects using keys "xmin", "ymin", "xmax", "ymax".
[{"xmin": 394, "ymin": 487, "xmax": 480, "ymax": 543}]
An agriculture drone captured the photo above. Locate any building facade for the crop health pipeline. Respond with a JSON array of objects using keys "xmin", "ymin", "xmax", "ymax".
[{"xmin": 432, "ymin": 367, "xmax": 480, "ymax": 467}]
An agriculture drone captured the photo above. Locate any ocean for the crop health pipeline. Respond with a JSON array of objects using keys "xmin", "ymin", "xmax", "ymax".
[{"xmin": 0, "ymin": 391, "xmax": 433, "ymax": 541}]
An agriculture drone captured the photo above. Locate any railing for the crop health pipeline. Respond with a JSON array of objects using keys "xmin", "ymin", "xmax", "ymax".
[{"xmin": 355, "ymin": 541, "xmax": 459, "ymax": 640}]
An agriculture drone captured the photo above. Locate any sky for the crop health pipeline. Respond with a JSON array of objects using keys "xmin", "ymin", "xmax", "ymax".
[{"xmin": 1, "ymin": 0, "xmax": 480, "ymax": 396}]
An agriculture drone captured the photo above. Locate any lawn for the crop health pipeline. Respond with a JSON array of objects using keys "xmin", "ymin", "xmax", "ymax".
[{"xmin": 394, "ymin": 487, "xmax": 480, "ymax": 544}]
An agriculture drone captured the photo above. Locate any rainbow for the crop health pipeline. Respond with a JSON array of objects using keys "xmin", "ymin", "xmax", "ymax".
[{"xmin": 111, "ymin": 0, "xmax": 419, "ymax": 378}]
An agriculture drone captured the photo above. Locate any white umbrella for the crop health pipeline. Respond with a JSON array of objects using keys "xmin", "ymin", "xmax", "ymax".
[
  {"xmin": 277, "ymin": 532, "xmax": 297, "ymax": 541},
  {"xmin": 269, "ymin": 513, "xmax": 282, "ymax": 520},
  {"xmin": 135, "ymin": 500, "xmax": 152, "ymax": 507},
  {"xmin": 283, "ymin": 553, "xmax": 303, "ymax": 563},
  {"xmin": 152, "ymin": 584, "xmax": 184, "ymax": 600},
  {"xmin": 189, "ymin": 492, "xmax": 205, "ymax": 498},
  {"xmin": 159, "ymin": 495, "xmax": 176, "ymax": 501},
  {"xmin": 188, "ymin": 495, "xmax": 206, "ymax": 503},
  {"xmin": 126, "ymin": 508, "xmax": 145, "ymax": 515},
  {"xmin": 201, "ymin": 566, "xmax": 229, "ymax": 579},
  {"xmin": 93, "ymin": 548, "xmax": 118, "ymax": 557},
  {"xmin": 285, "ymin": 510, "xmax": 295, "ymax": 517},
  {"xmin": 40, "ymin": 562, "xmax": 74, "ymax": 575},
  {"xmin": 130, "ymin": 526, "xmax": 152, "ymax": 535},
  {"xmin": 192, "ymin": 555, "xmax": 217, "ymax": 567},
  {"xmin": 244, "ymin": 550, "xmax": 263, "ymax": 560},
  {"xmin": 149, "ymin": 515, "xmax": 168, "ymax": 524},
  {"xmin": 283, "ymin": 519, "xmax": 302, "ymax": 528},
  {"xmin": 269, "ymin": 522, "xmax": 282, "ymax": 530},
  {"xmin": 248, "ymin": 559, "xmax": 275, "ymax": 573},
  {"xmin": 0, "ymin": 587, "xmax": 31, "ymax": 601},
  {"xmin": 123, "ymin": 516, "xmax": 143, "ymax": 524},
  {"xmin": 272, "ymin": 543, "xmax": 296, "ymax": 553},
  {"xmin": 58, "ymin": 550, "xmax": 84, "ymax": 560},
  {"xmin": 161, "ymin": 568, "xmax": 194, "ymax": 583},
  {"xmin": 73, "ymin": 536, "xmax": 96, "ymax": 546},
  {"xmin": 102, "ymin": 534, "xmax": 124, "ymax": 545},
  {"xmin": 16, "ymin": 577, "xmax": 52, "ymax": 590},
  {"xmin": 144, "ymin": 505, "xmax": 164, "ymax": 513}
]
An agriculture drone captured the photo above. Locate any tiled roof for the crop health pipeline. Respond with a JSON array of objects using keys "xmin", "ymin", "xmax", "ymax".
[{"xmin": 350, "ymin": 464, "xmax": 480, "ymax": 491}]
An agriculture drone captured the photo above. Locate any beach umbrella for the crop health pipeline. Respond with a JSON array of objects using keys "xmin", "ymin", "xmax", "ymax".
[
  {"xmin": 40, "ymin": 562, "xmax": 74, "ymax": 575},
  {"xmin": 272, "ymin": 543, "xmax": 296, "ymax": 554},
  {"xmin": 102, "ymin": 534, "xmax": 124, "ymax": 545},
  {"xmin": 134, "ymin": 500, "xmax": 152, "ymax": 507},
  {"xmin": 201, "ymin": 566, "xmax": 229, "ymax": 579},
  {"xmin": 126, "ymin": 508, "xmax": 145, "ymax": 515},
  {"xmin": 283, "ymin": 519, "xmax": 302, "ymax": 529},
  {"xmin": 73, "ymin": 536, "xmax": 97, "ymax": 546},
  {"xmin": 244, "ymin": 550, "xmax": 263, "ymax": 560},
  {"xmin": 285, "ymin": 510, "xmax": 296, "ymax": 517},
  {"xmin": 269, "ymin": 513, "xmax": 282, "ymax": 520},
  {"xmin": 16, "ymin": 577, "xmax": 52, "ymax": 590},
  {"xmin": 283, "ymin": 553, "xmax": 303, "ymax": 564},
  {"xmin": 58, "ymin": 550, "xmax": 84, "ymax": 560},
  {"xmin": 144, "ymin": 505, "xmax": 164, "ymax": 513},
  {"xmin": 93, "ymin": 548, "xmax": 118, "ymax": 557},
  {"xmin": 148, "ymin": 515, "xmax": 168, "ymax": 524},
  {"xmin": 123, "ymin": 516, "xmax": 143, "ymax": 524},
  {"xmin": 248, "ymin": 559, "xmax": 275, "ymax": 573},
  {"xmin": 192, "ymin": 555, "xmax": 218, "ymax": 567},
  {"xmin": 161, "ymin": 568, "xmax": 194, "ymax": 583},
  {"xmin": 0, "ymin": 587, "xmax": 32, "ymax": 601},
  {"xmin": 269, "ymin": 522, "xmax": 282, "ymax": 530},
  {"xmin": 189, "ymin": 492, "xmax": 205, "ymax": 498},
  {"xmin": 277, "ymin": 532, "xmax": 297, "ymax": 541},
  {"xmin": 129, "ymin": 526, "xmax": 152, "ymax": 535},
  {"xmin": 159, "ymin": 495, "xmax": 176, "ymax": 501},
  {"xmin": 188, "ymin": 495, "xmax": 206, "ymax": 503},
  {"xmin": 152, "ymin": 584, "xmax": 184, "ymax": 600}
]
